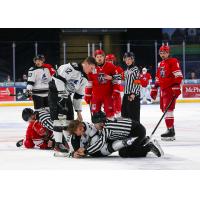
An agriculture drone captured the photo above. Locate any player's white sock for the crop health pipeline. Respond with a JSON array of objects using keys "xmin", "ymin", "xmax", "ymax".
[{"xmin": 53, "ymin": 131, "xmax": 63, "ymax": 143}]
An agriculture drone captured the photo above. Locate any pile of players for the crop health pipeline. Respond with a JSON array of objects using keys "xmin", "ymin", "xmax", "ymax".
[{"xmin": 18, "ymin": 43, "xmax": 183, "ymax": 159}]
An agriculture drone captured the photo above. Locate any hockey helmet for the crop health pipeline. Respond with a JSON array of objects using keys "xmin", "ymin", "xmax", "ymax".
[
  {"xmin": 105, "ymin": 54, "xmax": 116, "ymax": 62},
  {"xmin": 33, "ymin": 54, "xmax": 45, "ymax": 63},
  {"xmin": 94, "ymin": 49, "xmax": 105, "ymax": 57},
  {"xmin": 142, "ymin": 67, "xmax": 147, "ymax": 73},
  {"xmin": 92, "ymin": 111, "xmax": 107, "ymax": 124},
  {"xmin": 123, "ymin": 52, "xmax": 135, "ymax": 61},
  {"xmin": 159, "ymin": 43, "xmax": 170, "ymax": 53},
  {"xmin": 22, "ymin": 108, "xmax": 34, "ymax": 122}
]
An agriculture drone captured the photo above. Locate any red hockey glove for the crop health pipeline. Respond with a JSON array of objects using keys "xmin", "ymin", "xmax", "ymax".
[
  {"xmin": 150, "ymin": 86, "xmax": 158, "ymax": 100},
  {"xmin": 42, "ymin": 63, "xmax": 56, "ymax": 76},
  {"xmin": 84, "ymin": 95, "xmax": 92, "ymax": 104},
  {"xmin": 172, "ymin": 85, "xmax": 181, "ymax": 98}
]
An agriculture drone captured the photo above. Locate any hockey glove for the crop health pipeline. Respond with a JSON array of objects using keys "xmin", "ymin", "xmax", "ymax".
[
  {"xmin": 172, "ymin": 85, "xmax": 181, "ymax": 98},
  {"xmin": 150, "ymin": 86, "xmax": 158, "ymax": 100}
]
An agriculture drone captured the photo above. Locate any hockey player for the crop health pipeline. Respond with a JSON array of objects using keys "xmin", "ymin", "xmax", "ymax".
[
  {"xmin": 67, "ymin": 111, "xmax": 164, "ymax": 158},
  {"xmin": 17, "ymin": 108, "xmax": 54, "ymax": 149},
  {"xmin": 26, "ymin": 55, "xmax": 54, "ymax": 111},
  {"xmin": 48, "ymin": 56, "xmax": 96, "ymax": 155},
  {"xmin": 150, "ymin": 44, "xmax": 183, "ymax": 141},
  {"xmin": 84, "ymin": 50, "xmax": 121, "ymax": 120},
  {"xmin": 140, "ymin": 67, "xmax": 152, "ymax": 104},
  {"xmin": 105, "ymin": 54, "xmax": 124, "ymax": 117},
  {"xmin": 121, "ymin": 52, "xmax": 141, "ymax": 122}
]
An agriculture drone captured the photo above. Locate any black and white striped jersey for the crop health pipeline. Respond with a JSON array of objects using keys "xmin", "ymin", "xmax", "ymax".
[
  {"xmin": 35, "ymin": 109, "xmax": 53, "ymax": 131},
  {"xmin": 124, "ymin": 65, "xmax": 140, "ymax": 96},
  {"xmin": 86, "ymin": 118, "xmax": 133, "ymax": 155}
]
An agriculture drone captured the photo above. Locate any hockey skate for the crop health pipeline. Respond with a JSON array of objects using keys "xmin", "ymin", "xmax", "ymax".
[
  {"xmin": 161, "ymin": 127, "xmax": 175, "ymax": 141},
  {"xmin": 54, "ymin": 142, "xmax": 71, "ymax": 157},
  {"xmin": 147, "ymin": 139, "xmax": 164, "ymax": 157}
]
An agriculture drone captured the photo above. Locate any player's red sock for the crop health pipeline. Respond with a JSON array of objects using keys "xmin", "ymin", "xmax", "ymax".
[{"xmin": 164, "ymin": 111, "xmax": 174, "ymax": 129}]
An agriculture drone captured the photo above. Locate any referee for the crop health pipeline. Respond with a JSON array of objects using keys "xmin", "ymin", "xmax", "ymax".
[{"xmin": 121, "ymin": 52, "xmax": 141, "ymax": 122}]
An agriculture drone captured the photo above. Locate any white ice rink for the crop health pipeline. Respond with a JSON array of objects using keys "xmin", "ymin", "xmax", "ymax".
[{"xmin": 0, "ymin": 103, "xmax": 200, "ymax": 170}]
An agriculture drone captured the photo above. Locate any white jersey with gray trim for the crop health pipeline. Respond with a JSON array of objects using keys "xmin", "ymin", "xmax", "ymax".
[
  {"xmin": 86, "ymin": 118, "xmax": 133, "ymax": 155},
  {"xmin": 27, "ymin": 66, "xmax": 52, "ymax": 97},
  {"xmin": 53, "ymin": 62, "xmax": 88, "ymax": 111}
]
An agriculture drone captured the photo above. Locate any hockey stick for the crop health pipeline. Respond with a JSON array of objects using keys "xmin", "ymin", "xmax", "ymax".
[
  {"xmin": 9, "ymin": 92, "xmax": 31, "ymax": 99},
  {"xmin": 16, "ymin": 139, "xmax": 24, "ymax": 147},
  {"xmin": 144, "ymin": 95, "xmax": 176, "ymax": 145}
]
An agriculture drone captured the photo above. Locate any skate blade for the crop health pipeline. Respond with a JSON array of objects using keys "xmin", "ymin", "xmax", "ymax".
[
  {"xmin": 161, "ymin": 137, "xmax": 175, "ymax": 141},
  {"xmin": 54, "ymin": 152, "xmax": 72, "ymax": 157}
]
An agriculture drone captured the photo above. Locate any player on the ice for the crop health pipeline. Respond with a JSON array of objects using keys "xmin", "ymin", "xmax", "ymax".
[
  {"xmin": 140, "ymin": 67, "xmax": 152, "ymax": 104},
  {"xmin": 66, "ymin": 111, "xmax": 164, "ymax": 158},
  {"xmin": 26, "ymin": 55, "xmax": 55, "ymax": 111},
  {"xmin": 121, "ymin": 52, "xmax": 141, "ymax": 122},
  {"xmin": 105, "ymin": 54, "xmax": 124, "ymax": 117},
  {"xmin": 150, "ymin": 43, "xmax": 183, "ymax": 141},
  {"xmin": 48, "ymin": 56, "xmax": 96, "ymax": 156},
  {"xmin": 16, "ymin": 108, "xmax": 54, "ymax": 149},
  {"xmin": 84, "ymin": 50, "xmax": 121, "ymax": 120}
]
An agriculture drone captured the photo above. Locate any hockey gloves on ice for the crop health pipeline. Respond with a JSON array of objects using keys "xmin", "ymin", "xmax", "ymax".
[
  {"xmin": 150, "ymin": 86, "xmax": 158, "ymax": 100},
  {"xmin": 172, "ymin": 85, "xmax": 181, "ymax": 98}
]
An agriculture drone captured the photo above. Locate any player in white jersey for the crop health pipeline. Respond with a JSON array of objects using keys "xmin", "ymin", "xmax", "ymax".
[
  {"xmin": 48, "ymin": 56, "xmax": 96, "ymax": 155},
  {"xmin": 66, "ymin": 112, "xmax": 164, "ymax": 158},
  {"xmin": 26, "ymin": 55, "xmax": 53, "ymax": 111}
]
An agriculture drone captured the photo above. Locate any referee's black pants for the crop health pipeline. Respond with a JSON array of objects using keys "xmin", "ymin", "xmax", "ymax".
[{"xmin": 121, "ymin": 94, "xmax": 140, "ymax": 122}]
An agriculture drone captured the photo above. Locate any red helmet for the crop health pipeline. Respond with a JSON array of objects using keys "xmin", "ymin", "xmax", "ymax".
[
  {"xmin": 159, "ymin": 43, "xmax": 170, "ymax": 53},
  {"xmin": 94, "ymin": 49, "xmax": 105, "ymax": 57},
  {"xmin": 105, "ymin": 54, "xmax": 116, "ymax": 62}
]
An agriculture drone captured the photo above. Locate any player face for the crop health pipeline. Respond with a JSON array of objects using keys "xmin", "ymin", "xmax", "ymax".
[
  {"xmin": 83, "ymin": 63, "xmax": 95, "ymax": 74},
  {"xmin": 124, "ymin": 57, "xmax": 134, "ymax": 66},
  {"xmin": 106, "ymin": 60, "xmax": 114, "ymax": 64},
  {"xmin": 95, "ymin": 55, "xmax": 105, "ymax": 65},
  {"xmin": 28, "ymin": 114, "xmax": 36, "ymax": 122},
  {"xmin": 159, "ymin": 51, "xmax": 169, "ymax": 60},
  {"xmin": 34, "ymin": 59, "xmax": 44, "ymax": 67},
  {"xmin": 74, "ymin": 124, "xmax": 85, "ymax": 136}
]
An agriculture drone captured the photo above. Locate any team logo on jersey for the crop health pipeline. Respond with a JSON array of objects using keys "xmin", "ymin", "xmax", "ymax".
[
  {"xmin": 98, "ymin": 73, "xmax": 106, "ymax": 84},
  {"xmin": 41, "ymin": 73, "xmax": 48, "ymax": 83},
  {"xmin": 160, "ymin": 67, "xmax": 165, "ymax": 78}
]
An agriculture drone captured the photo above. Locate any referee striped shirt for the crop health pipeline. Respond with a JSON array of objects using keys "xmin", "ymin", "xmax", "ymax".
[
  {"xmin": 35, "ymin": 110, "xmax": 53, "ymax": 131},
  {"xmin": 124, "ymin": 65, "xmax": 140, "ymax": 95},
  {"xmin": 86, "ymin": 118, "xmax": 133, "ymax": 154}
]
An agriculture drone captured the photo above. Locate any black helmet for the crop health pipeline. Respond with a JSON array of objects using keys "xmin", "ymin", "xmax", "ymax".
[
  {"xmin": 22, "ymin": 108, "xmax": 34, "ymax": 122},
  {"xmin": 92, "ymin": 111, "xmax": 106, "ymax": 123},
  {"xmin": 33, "ymin": 54, "xmax": 45, "ymax": 63},
  {"xmin": 123, "ymin": 52, "xmax": 135, "ymax": 61}
]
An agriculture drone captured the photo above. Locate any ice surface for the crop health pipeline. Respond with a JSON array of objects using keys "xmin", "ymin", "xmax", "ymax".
[{"xmin": 0, "ymin": 103, "xmax": 200, "ymax": 170}]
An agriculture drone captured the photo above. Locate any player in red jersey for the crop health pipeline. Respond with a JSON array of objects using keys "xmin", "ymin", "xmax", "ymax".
[
  {"xmin": 150, "ymin": 44, "xmax": 183, "ymax": 141},
  {"xmin": 105, "ymin": 54, "xmax": 124, "ymax": 117},
  {"xmin": 84, "ymin": 50, "xmax": 120, "ymax": 120},
  {"xmin": 19, "ymin": 108, "xmax": 54, "ymax": 149},
  {"xmin": 140, "ymin": 67, "xmax": 152, "ymax": 104}
]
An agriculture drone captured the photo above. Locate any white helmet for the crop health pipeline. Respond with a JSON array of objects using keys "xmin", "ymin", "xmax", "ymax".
[{"xmin": 142, "ymin": 68, "xmax": 147, "ymax": 73}]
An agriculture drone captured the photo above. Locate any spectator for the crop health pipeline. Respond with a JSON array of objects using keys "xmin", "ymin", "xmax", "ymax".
[
  {"xmin": 22, "ymin": 74, "xmax": 28, "ymax": 82},
  {"xmin": 189, "ymin": 71, "xmax": 197, "ymax": 79}
]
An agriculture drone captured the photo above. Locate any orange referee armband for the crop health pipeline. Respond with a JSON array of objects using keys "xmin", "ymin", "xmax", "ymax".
[{"xmin": 133, "ymin": 80, "xmax": 141, "ymax": 85}]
